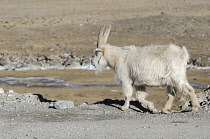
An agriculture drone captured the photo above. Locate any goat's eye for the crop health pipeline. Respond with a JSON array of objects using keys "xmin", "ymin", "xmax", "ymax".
[
  {"xmin": 95, "ymin": 51, "xmax": 98, "ymax": 56},
  {"xmin": 95, "ymin": 50, "xmax": 101, "ymax": 56}
]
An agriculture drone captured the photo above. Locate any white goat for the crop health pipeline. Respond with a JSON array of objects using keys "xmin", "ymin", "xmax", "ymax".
[{"xmin": 92, "ymin": 25, "xmax": 199, "ymax": 113}]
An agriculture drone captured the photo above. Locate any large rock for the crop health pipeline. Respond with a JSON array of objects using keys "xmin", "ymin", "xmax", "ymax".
[
  {"xmin": 63, "ymin": 58, "xmax": 74, "ymax": 66},
  {"xmin": 0, "ymin": 53, "xmax": 91, "ymax": 70},
  {"xmin": 0, "ymin": 56, "xmax": 10, "ymax": 66},
  {"xmin": 0, "ymin": 88, "xmax": 4, "ymax": 94},
  {"xmin": 37, "ymin": 55, "xmax": 46, "ymax": 61},
  {"xmin": 53, "ymin": 101, "xmax": 74, "ymax": 109},
  {"xmin": 0, "ymin": 89, "xmax": 39, "ymax": 104},
  {"xmin": 180, "ymin": 86, "xmax": 210, "ymax": 111}
]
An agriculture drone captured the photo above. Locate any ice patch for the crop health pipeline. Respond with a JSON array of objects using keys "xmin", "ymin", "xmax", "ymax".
[
  {"xmin": 194, "ymin": 66, "xmax": 210, "ymax": 70},
  {"xmin": 70, "ymin": 64, "xmax": 111, "ymax": 70},
  {"xmin": 73, "ymin": 64, "xmax": 96, "ymax": 70}
]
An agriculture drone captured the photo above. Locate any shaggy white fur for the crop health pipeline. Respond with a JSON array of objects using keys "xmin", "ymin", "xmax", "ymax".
[{"xmin": 92, "ymin": 25, "xmax": 199, "ymax": 113}]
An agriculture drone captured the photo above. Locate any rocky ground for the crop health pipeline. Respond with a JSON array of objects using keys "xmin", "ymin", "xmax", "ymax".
[
  {"xmin": 0, "ymin": 49, "xmax": 208, "ymax": 71},
  {"xmin": 0, "ymin": 52, "xmax": 92, "ymax": 70},
  {"xmin": 0, "ymin": 87, "xmax": 210, "ymax": 138},
  {"xmin": 0, "ymin": 0, "xmax": 210, "ymax": 138}
]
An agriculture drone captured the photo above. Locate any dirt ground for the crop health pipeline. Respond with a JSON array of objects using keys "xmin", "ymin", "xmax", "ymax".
[
  {"xmin": 0, "ymin": 0, "xmax": 209, "ymax": 106},
  {"xmin": 0, "ymin": 0, "xmax": 210, "ymax": 138}
]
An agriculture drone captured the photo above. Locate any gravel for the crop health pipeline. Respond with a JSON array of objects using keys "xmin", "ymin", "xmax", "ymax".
[{"xmin": 0, "ymin": 88, "xmax": 210, "ymax": 138}]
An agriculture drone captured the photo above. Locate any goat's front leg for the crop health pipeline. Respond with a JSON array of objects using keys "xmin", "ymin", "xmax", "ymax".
[
  {"xmin": 121, "ymin": 83, "xmax": 133, "ymax": 111},
  {"xmin": 135, "ymin": 86, "xmax": 159, "ymax": 113}
]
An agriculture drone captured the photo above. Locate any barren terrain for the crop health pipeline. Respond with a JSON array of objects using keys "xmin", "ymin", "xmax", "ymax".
[{"xmin": 0, "ymin": 0, "xmax": 210, "ymax": 138}]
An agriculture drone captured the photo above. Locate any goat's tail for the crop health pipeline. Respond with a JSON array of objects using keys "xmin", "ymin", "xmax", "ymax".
[{"xmin": 181, "ymin": 46, "xmax": 190, "ymax": 63}]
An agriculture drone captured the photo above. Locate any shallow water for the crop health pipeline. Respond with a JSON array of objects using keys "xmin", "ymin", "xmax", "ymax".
[
  {"xmin": 0, "ymin": 77, "xmax": 119, "ymax": 88},
  {"xmin": 0, "ymin": 77, "xmax": 204, "ymax": 89},
  {"xmin": 190, "ymin": 84, "xmax": 204, "ymax": 89}
]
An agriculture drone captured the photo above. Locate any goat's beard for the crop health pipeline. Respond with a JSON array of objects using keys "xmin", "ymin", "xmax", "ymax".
[{"xmin": 95, "ymin": 57, "xmax": 108, "ymax": 75}]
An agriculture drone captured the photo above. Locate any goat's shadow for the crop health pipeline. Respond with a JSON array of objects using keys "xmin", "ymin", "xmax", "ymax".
[
  {"xmin": 34, "ymin": 94, "xmax": 56, "ymax": 103},
  {"xmin": 94, "ymin": 99, "xmax": 152, "ymax": 113},
  {"xmin": 95, "ymin": 99, "xmax": 193, "ymax": 114}
]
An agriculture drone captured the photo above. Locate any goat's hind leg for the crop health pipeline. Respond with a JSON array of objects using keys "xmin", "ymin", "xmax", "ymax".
[
  {"xmin": 162, "ymin": 86, "xmax": 176, "ymax": 114},
  {"xmin": 135, "ymin": 86, "xmax": 159, "ymax": 113},
  {"xmin": 121, "ymin": 84, "xmax": 133, "ymax": 111},
  {"xmin": 183, "ymin": 83, "xmax": 199, "ymax": 112}
]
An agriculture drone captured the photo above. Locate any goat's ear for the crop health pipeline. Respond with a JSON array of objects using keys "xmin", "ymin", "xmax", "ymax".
[
  {"xmin": 95, "ymin": 48, "xmax": 105, "ymax": 52},
  {"xmin": 101, "ymin": 47, "xmax": 105, "ymax": 53},
  {"xmin": 95, "ymin": 48, "xmax": 101, "ymax": 52},
  {"xmin": 95, "ymin": 48, "xmax": 105, "ymax": 56},
  {"xmin": 97, "ymin": 24, "xmax": 112, "ymax": 48}
]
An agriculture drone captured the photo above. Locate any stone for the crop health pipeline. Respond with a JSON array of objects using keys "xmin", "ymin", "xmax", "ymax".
[
  {"xmin": 6, "ymin": 90, "xmax": 15, "ymax": 96},
  {"xmin": 16, "ymin": 63, "xmax": 23, "ymax": 68},
  {"xmin": 63, "ymin": 53, "xmax": 70, "ymax": 58},
  {"xmin": 70, "ymin": 62, "xmax": 81, "ymax": 68},
  {"xmin": 15, "ymin": 67, "xmax": 31, "ymax": 71},
  {"xmin": 197, "ymin": 92, "xmax": 207, "ymax": 104},
  {"xmin": 4, "ymin": 64, "xmax": 16, "ymax": 70},
  {"xmin": 0, "ymin": 56, "xmax": 10, "ymax": 66},
  {"xmin": 37, "ymin": 56, "xmax": 46, "ymax": 61},
  {"xmin": 53, "ymin": 101, "xmax": 74, "ymax": 109},
  {"xmin": 46, "ymin": 55, "xmax": 58, "ymax": 60},
  {"xmin": 79, "ymin": 102, "xmax": 88, "ymax": 106},
  {"xmin": 81, "ymin": 58, "xmax": 90, "ymax": 66},
  {"xmin": 180, "ymin": 86, "xmax": 210, "ymax": 111},
  {"xmin": 7, "ymin": 90, "xmax": 15, "ymax": 94},
  {"xmin": 0, "ymin": 88, "xmax": 4, "ymax": 94},
  {"xmin": 0, "ymin": 66, "xmax": 6, "ymax": 70},
  {"xmin": 63, "ymin": 58, "xmax": 73, "ymax": 66}
]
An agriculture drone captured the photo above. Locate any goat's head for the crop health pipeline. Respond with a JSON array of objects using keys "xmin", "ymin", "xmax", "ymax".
[{"xmin": 92, "ymin": 25, "xmax": 112, "ymax": 74}]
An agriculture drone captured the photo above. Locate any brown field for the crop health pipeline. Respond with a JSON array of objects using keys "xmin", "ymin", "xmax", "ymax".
[{"xmin": 0, "ymin": 69, "xmax": 209, "ymax": 110}]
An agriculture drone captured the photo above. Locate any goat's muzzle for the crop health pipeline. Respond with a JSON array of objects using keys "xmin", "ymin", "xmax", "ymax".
[{"xmin": 91, "ymin": 59, "xmax": 95, "ymax": 67}]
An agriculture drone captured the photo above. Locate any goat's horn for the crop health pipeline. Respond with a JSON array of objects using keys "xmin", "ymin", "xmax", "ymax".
[
  {"xmin": 97, "ymin": 24, "xmax": 112, "ymax": 48},
  {"xmin": 97, "ymin": 26, "xmax": 105, "ymax": 48},
  {"xmin": 103, "ymin": 24, "xmax": 112, "ymax": 45}
]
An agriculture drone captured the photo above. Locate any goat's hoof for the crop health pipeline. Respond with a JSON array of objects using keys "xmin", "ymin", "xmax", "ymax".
[
  {"xmin": 192, "ymin": 105, "xmax": 199, "ymax": 112},
  {"xmin": 162, "ymin": 108, "xmax": 171, "ymax": 114},
  {"xmin": 130, "ymin": 97, "xmax": 137, "ymax": 101},
  {"xmin": 121, "ymin": 106, "xmax": 128, "ymax": 111}
]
